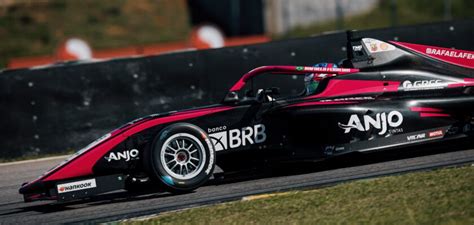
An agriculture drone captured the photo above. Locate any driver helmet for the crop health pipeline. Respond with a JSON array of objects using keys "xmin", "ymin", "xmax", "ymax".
[{"xmin": 304, "ymin": 63, "xmax": 338, "ymax": 95}]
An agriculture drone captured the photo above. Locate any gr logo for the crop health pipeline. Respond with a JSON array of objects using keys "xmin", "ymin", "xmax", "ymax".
[{"xmin": 208, "ymin": 124, "xmax": 267, "ymax": 151}]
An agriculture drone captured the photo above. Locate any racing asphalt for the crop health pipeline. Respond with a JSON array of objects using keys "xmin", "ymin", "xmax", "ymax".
[{"xmin": 0, "ymin": 144, "xmax": 474, "ymax": 225}]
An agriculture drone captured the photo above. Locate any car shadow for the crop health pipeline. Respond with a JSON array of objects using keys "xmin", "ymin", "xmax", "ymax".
[
  {"xmin": 208, "ymin": 138, "xmax": 474, "ymax": 185},
  {"xmin": 0, "ymin": 190, "xmax": 178, "ymax": 216}
]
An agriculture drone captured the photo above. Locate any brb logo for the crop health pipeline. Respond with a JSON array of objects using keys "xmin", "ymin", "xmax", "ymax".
[
  {"xmin": 208, "ymin": 124, "xmax": 267, "ymax": 151},
  {"xmin": 338, "ymin": 111, "xmax": 403, "ymax": 135}
]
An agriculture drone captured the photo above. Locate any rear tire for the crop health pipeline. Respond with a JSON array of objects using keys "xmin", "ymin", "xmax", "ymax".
[{"xmin": 147, "ymin": 123, "xmax": 215, "ymax": 193}]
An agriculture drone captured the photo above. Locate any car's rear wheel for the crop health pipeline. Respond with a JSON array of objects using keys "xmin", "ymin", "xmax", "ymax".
[{"xmin": 147, "ymin": 123, "xmax": 215, "ymax": 193}]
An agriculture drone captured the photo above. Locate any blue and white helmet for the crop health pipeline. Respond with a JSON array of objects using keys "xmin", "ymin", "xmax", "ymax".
[{"xmin": 304, "ymin": 63, "xmax": 338, "ymax": 95}]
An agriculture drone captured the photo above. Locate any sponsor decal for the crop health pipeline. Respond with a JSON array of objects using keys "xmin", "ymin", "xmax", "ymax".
[
  {"xmin": 389, "ymin": 128, "xmax": 403, "ymax": 134},
  {"xmin": 208, "ymin": 130, "xmax": 228, "ymax": 151},
  {"xmin": 429, "ymin": 130, "xmax": 444, "ymax": 138},
  {"xmin": 208, "ymin": 124, "xmax": 267, "ymax": 151},
  {"xmin": 324, "ymin": 145, "xmax": 345, "ymax": 155},
  {"xmin": 57, "ymin": 179, "xmax": 96, "ymax": 194},
  {"xmin": 296, "ymin": 66, "xmax": 304, "ymax": 71},
  {"xmin": 105, "ymin": 149, "xmax": 139, "ymax": 162},
  {"xmin": 302, "ymin": 67, "xmax": 353, "ymax": 73},
  {"xmin": 426, "ymin": 48, "xmax": 474, "ymax": 60},
  {"xmin": 362, "ymin": 38, "xmax": 396, "ymax": 53},
  {"xmin": 201, "ymin": 134, "xmax": 215, "ymax": 174},
  {"xmin": 352, "ymin": 45, "xmax": 363, "ymax": 51},
  {"xmin": 370, "ymin": 42, "xmax": 378, "ymax": 52},
  {"xmin": 208, "ymin": 126, "xmax": 227, "ymax": 133},
  {"xmin": 407, "ymin": 133, "xmax": 426, "ymax": 141},
  {"xmin": 205, "ymin": 146, "xmax": 214, "ymax": 174},
  {"xmin": 338, "ymin": 111, "xmax": 404, "ymax": 135},
  {"xmin": 393, "ymin": 42, "xmax": 474, "ymax": 69},
  {"xmin": 205, "ymin": 135, "xmax": 215, "ymax": 174},
  {"xmin": 320, "ymin": 96, "xmax": 374, "ymax": 102},
  {"xmin": 401, "ymin": 80, "xmax": 445, "ymax": 91}
]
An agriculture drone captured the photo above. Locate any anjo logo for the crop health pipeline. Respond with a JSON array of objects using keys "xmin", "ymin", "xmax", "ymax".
[
  {"xmin": 338, "ymin": 111, "xmax": 403, "ymax": 135},
  {"xmin": 105, "ymin": 149, "xmax": 139, "ymax": 162}
]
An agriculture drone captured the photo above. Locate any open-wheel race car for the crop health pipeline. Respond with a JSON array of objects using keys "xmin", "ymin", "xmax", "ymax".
[{"xmin": 19, "ymin": 34, "xmax": 474, "ymax": 202}]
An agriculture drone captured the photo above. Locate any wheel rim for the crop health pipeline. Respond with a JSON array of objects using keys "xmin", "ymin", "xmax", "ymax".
[{"xmin": 160, "ymin": 133, "xmax": 207, "ymax": 180}]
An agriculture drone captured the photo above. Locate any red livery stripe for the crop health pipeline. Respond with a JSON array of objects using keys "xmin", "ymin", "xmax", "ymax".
[
  {"xmin": 419, "ymin": 113, "xmax": 450, "ymax": 118},
  {"xmin": 409, "ymin": 107, "xmax": 443, "ymax": 112},
  {"xmin": 447, "ymin": 78, "xmax": 474, "ymax": 88}
]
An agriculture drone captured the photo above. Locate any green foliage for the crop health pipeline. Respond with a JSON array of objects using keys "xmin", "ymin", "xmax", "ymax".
[
  {"xmin": 281, "ymin": 0, "xmax": 474, "ymax": 39},
  {"xmin": 0, "ymin": 0, "xmax": 190, "ymax": 67}
]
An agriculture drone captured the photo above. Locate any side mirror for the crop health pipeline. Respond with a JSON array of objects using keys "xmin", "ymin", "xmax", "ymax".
[
  {"xmin": 265, "ymin": 87, "xmax": 280, "ymax": 96},
  {"xmin": 256, "ymin": 87, "xmax": 280, "ymax": 103},
  {"xmin": 245, "ymin": 89, "xmax": 255, "ymax": 97},
  {"xmin": 223, "ymin": 91, "xmax": 239, "ymax": 103}
]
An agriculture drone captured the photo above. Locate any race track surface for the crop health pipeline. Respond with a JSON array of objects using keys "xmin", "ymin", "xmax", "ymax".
[{"xmin": 1, "ymin": 145, "xmax": 473, "ymax": 225}]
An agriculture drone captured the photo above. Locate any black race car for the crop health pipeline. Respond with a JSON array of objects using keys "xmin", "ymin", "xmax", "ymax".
[{"xmin": 19, "ymin": 35, "xmax": 474, "ymax": 202}]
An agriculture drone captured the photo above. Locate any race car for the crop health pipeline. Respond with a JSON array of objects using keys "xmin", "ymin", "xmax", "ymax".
[{"xmin": 19, "ymin": 34, "xmax": 474, "ymax": 202}]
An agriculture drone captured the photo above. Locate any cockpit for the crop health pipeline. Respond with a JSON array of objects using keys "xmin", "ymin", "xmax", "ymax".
[{"xmin": 222, "ymin": 65, "xmax": 359, "ymax": 104}]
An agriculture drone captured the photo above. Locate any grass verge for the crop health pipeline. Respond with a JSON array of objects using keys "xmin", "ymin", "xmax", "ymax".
[
  {"xmin": 122, "ymin": 165, "xmax": 474, "ymax": 224},
  {"xmin": 281, "ymin": 0, "xmax": 474, "ymax": 39}
]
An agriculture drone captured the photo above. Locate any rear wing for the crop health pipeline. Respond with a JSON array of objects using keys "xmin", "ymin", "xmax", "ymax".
[{"xmin": 344, "ymin": 31, "xmax": 474, "ymax": 70}]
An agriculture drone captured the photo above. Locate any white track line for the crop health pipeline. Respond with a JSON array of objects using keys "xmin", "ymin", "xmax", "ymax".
[{"xmin": 0, "ymin": 155, "xmax": 70, "ymax": 167}]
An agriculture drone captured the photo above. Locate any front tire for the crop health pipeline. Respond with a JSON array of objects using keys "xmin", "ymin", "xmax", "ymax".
[{"xmin": 148, "ymin": 123, "xmax": 215, "ymax": 193}]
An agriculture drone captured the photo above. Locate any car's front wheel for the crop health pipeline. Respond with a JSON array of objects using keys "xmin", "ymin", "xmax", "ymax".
[{"xmin": 147, "ymin": 123, "xmax": 215, "ymax": 193}]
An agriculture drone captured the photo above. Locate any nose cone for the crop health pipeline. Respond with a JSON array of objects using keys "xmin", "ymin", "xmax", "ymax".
[
  {"xmin": 19, "ymin": 175, "xmax": 50, "ymax": 195},
  {"xmin": 19, "ymin": 179, "xmax": 57, "ymax": 202},
  {"xmin": 19, "ymin": 180, "xmax": 39, "ymax": 194}
]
